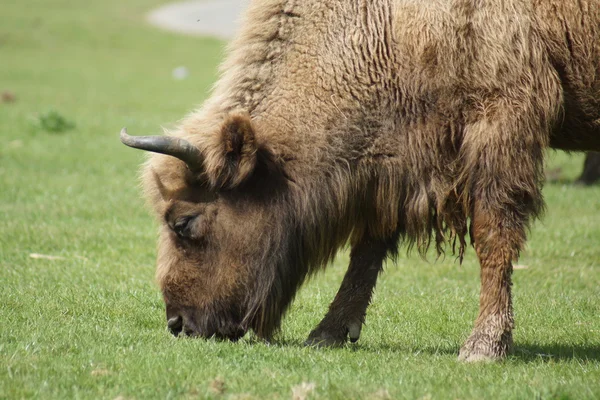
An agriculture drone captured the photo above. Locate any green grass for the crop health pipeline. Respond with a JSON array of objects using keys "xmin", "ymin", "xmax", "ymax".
[{"xmin": 1, "ymin": 1, "xmax": 599, "ymax": 398}]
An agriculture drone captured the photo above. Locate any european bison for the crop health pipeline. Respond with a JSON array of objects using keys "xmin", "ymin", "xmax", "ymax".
[
  {"xmin": 577, "ymin": 152, "xmax": 600, "ymax": 185},
  {"xmin": 121, "ymin": 0, "xmax": 600, "ymax": 361}
]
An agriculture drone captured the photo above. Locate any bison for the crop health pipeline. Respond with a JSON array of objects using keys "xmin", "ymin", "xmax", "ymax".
[
  {"xmin": 120, "ymin": 0, "xmax": 600, "ymax": 361},
  {"xmin": 577, "ymin": 152, "xmax": 600, "ymax": 185}
]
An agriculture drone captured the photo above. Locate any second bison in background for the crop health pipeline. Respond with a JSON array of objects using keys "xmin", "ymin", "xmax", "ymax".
[
  {"xmin": 577, "ymin": 153, "xmax": 600, "ymax": 185},
  {"xmin": 121, "ymin": 0, "xmax": 600, "ymax": 361}
]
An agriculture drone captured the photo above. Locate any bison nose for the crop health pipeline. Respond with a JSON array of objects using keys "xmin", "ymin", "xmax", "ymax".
[{"xmin": 167, "ymin": 316, "xmax": 183, "ymax": 336}]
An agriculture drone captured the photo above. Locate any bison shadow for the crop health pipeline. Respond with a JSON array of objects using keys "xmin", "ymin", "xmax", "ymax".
[
  {"xmin": 271, "ymin": 338, "xmax": 600, "ymax": 362},
  {"xmin": 412, "ymin": 343, "xmax": 600, "ymax": 362},
  {"xmin": 395, "ymin": 343, "xmax": 600, "ymax": 362},
  {"xmin": 510, "ymin": 343, "xmax": 600, "ymax": 362}
]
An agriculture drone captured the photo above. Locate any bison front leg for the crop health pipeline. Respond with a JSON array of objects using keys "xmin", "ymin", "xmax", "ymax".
[
  {"xmin": 458, "ymin": 202, "xmax": 528, "ymax": 362},
  {"xmin": 305, "ymin": 236, "xmax": 389, "ymax": 347},
  {"xmin": 455, "ymin": 86, "xmax": 554, "ymax": 360}
]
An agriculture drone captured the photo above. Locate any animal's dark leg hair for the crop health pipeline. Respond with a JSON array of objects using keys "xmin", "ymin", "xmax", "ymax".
[{"xmin": 305, "ymin": 235, "xmax": 390, "ymax": 347}]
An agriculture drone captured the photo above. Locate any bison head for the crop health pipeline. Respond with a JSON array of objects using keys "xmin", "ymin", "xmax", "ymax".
[{"xmin": 121, "ymin": 113, "xmax": 300, "ymax": 341}]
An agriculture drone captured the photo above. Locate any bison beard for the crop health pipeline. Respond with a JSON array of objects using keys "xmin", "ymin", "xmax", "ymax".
[{"xmin": 121, "ymin": 0, "xmax": 600, "ymax": 362}]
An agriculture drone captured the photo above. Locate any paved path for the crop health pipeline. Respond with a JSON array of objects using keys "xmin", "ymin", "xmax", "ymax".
[{"xmin": 147, "ymin": 0, "xmax": 249, "ymax": 40}]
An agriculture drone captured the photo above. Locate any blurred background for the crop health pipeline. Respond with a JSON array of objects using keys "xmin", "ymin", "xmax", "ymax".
[{"xmin": 1, "ymin": 0, "xmax": 236, "ymax": 270}]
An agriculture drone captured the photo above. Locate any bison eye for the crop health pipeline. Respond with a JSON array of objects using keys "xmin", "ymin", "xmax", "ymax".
[{"xmin": 171, "ymin": 215, "xmax": 196, "ymax": 238}]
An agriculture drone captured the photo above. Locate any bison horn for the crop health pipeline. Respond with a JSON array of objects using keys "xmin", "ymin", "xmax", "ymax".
[{"xmin": 120, "ymin": 128, "xmax": 204, "ymax": 171}]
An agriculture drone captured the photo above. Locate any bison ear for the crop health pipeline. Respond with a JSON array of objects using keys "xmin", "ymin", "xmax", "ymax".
[{"xmin": 213, "ymin": 114, "xmax": 259, "ymax": 188}]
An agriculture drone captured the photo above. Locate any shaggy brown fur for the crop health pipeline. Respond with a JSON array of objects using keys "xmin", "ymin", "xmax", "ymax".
[{"xmin": 129, "ymin": 0, "xmax": 600, "ymax": 360}]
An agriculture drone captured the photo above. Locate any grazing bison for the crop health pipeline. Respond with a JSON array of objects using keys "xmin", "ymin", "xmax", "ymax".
[
  {"xmin": 577, "ymin": 152, "xmax": 600, "ymax": 185},
  {"xmin": 121, "ymin": 0, "xmax": 600, "ymax": 361}
]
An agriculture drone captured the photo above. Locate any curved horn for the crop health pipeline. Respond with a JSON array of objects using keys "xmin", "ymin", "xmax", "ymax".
[{"xmin": 120, "ymin": 128, "xmax": 204, "ymax": 171}]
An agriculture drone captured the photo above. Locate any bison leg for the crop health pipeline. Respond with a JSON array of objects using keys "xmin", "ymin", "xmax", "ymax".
[
  {"xmin": 458, "ymin": 202, "xmax": 528, "ymax": 362},
  {"xmin": 576, "ymin": 152, "xmax": 600, "ymax": 185},
  {"xmin": 305, "ymin": 237, "xmax": 389, "ymax": 347}
]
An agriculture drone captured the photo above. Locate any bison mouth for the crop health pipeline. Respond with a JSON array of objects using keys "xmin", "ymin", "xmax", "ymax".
[{"xmin": 166, "ymin": 305, "xmax": 247, "ymax": 341}]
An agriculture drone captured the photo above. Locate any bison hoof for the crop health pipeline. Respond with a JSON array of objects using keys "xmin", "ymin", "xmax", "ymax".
[
  {"xmin": 458, "ymin": 331, "xmax": 512, "ymax": 362},
  {"xmin": 305, "ymin": 321, "xmax": 362, "ymax": 347},
  {"xmin": 348, "ymin": 321, "xmax": 362, "ymax": 342}
]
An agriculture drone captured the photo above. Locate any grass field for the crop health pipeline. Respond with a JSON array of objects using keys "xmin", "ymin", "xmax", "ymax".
[{"xmin": 1, "ymin": 1, "xmax": 599, "ymax": 398}]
